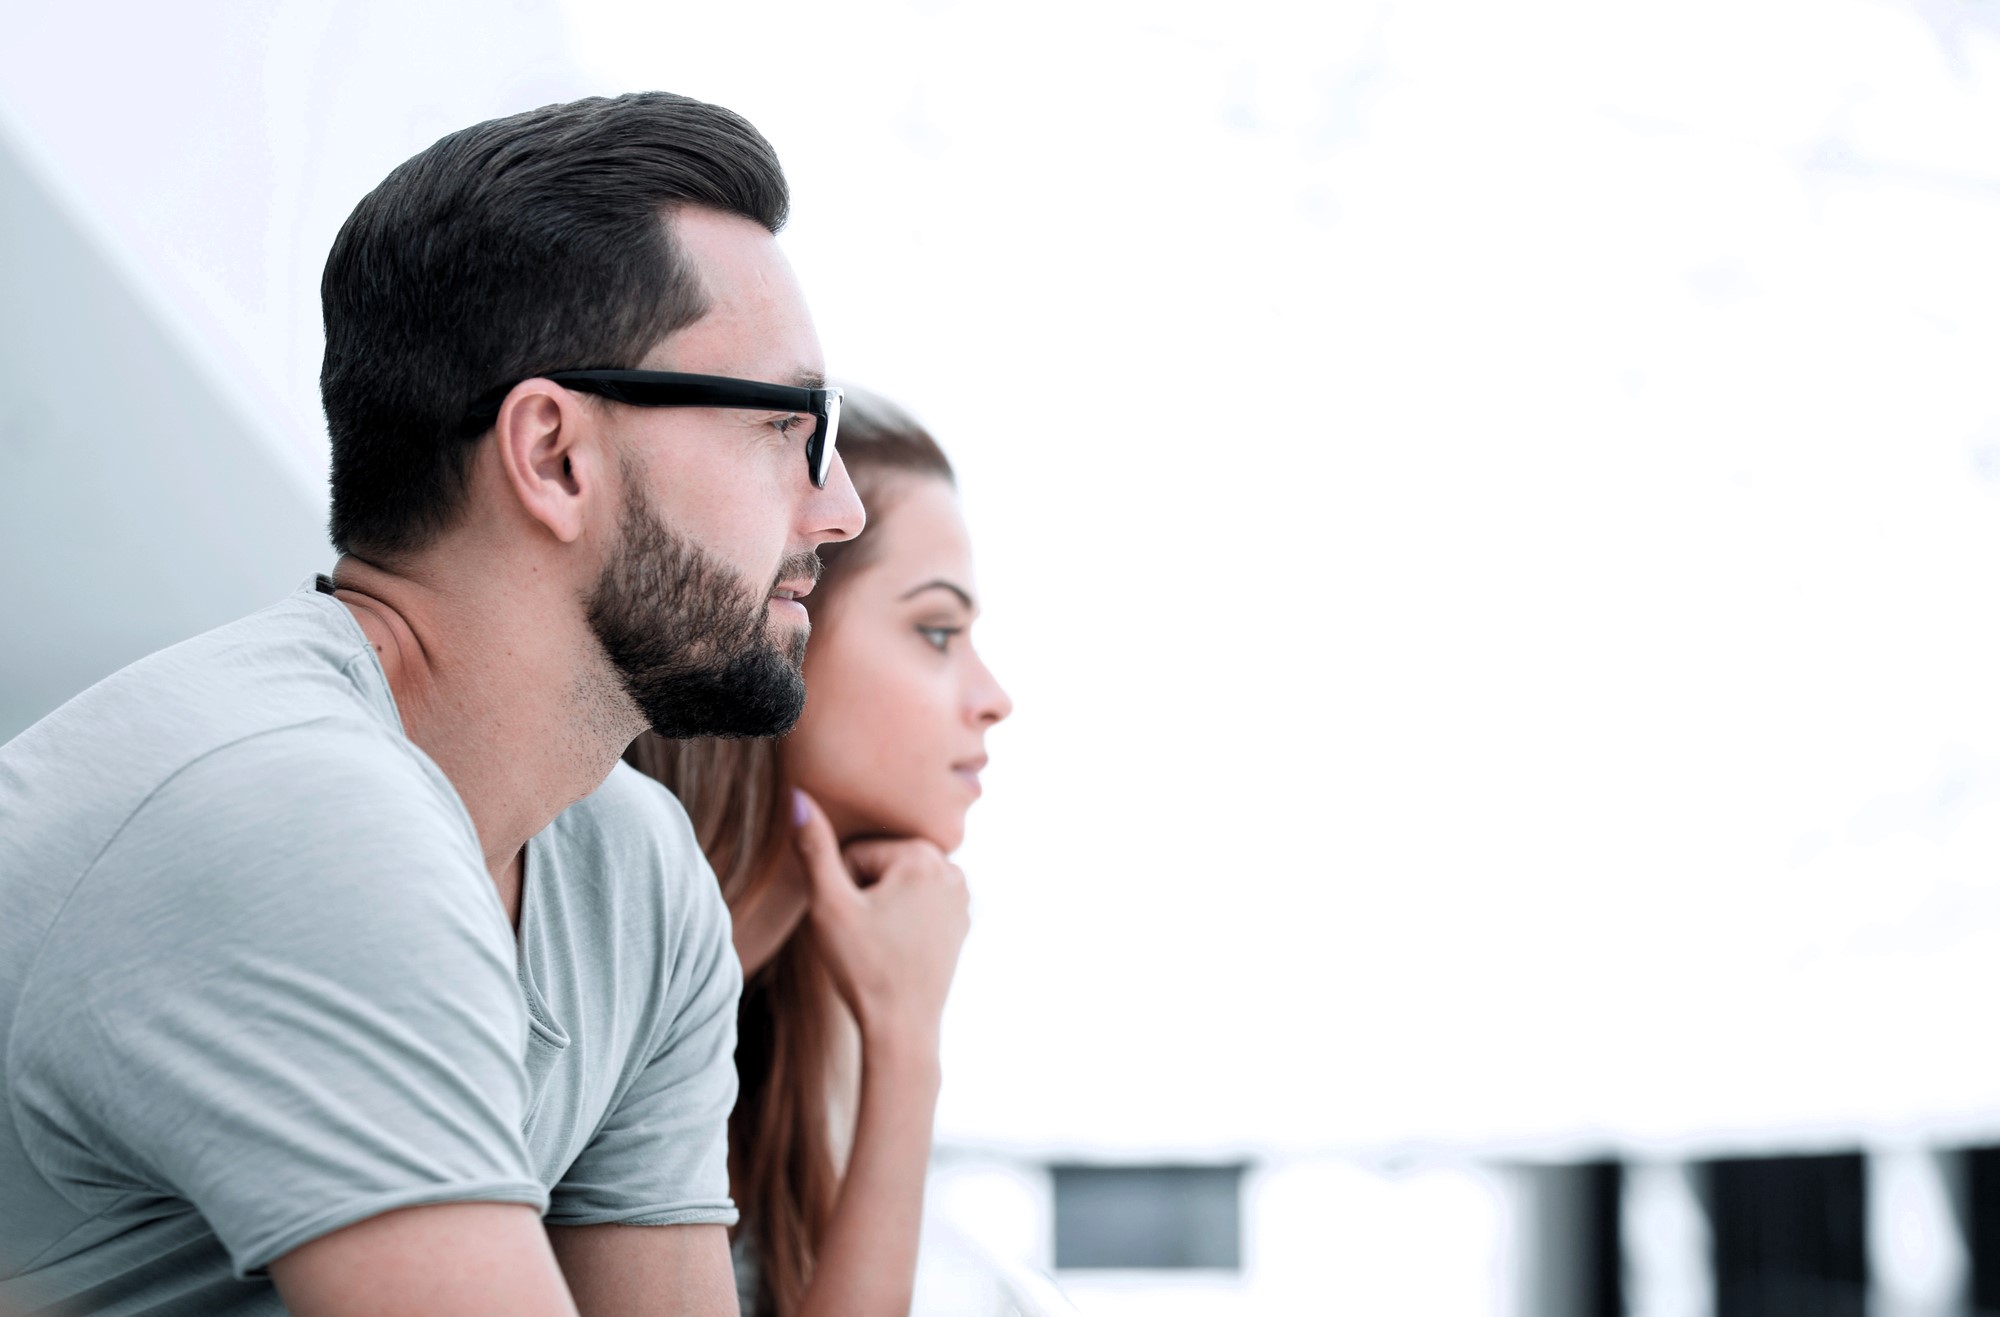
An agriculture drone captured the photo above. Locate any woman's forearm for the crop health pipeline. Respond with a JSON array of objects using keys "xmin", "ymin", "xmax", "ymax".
[{"xmin": 793, "ymin": 1027, "xmax": 942, "ymax": 1317}]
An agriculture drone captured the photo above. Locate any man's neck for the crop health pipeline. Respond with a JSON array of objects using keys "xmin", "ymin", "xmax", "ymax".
[{"xmin": 329, "ymin": 554, "xmax": 638, "ymax": 926}]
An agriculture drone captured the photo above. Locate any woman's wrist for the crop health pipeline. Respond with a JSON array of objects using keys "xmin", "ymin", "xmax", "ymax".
[{"xmin": 858, "ymin": 1012, "xmax": 944, "ymax": 1085}]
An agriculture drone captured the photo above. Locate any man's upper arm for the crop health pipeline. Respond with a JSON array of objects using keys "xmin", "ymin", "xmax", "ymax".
[
  {"xmin": 12, "ymin": 724, "xmax": 546, "ymax": 1276},
  {"xmin": 273, "ymin": 1203, "xmax": 579, "ymax": 1317},
  {"xmin": 546, "ymin": 1222, "xmax": 736, "ymax": 1317}
]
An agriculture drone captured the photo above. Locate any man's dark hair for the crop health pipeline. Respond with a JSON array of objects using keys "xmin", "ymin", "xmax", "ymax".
[{"xmin": 321, "ymin": 92, "xmax": 790, "ymax": 558}]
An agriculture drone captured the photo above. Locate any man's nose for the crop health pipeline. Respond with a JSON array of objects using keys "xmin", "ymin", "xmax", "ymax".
[{"xmin": 806, "ymin": 451, "xmax": 865, "ymax": 545}]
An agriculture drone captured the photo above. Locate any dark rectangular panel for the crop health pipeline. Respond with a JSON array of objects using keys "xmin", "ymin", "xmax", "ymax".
[
  {"xmin": 1962, "ymin": 1145, "xmax": 2000, "ymax": 1311},
  {"xmin": 1705, "ymin": 1152, "xmax": 1866, "ymax": 1317},
  {"xmin": 1579, "ymin": 1160, "xmax": 1624, "ymax": 1317},
  {"xmin": 1052, "ymin": 1164, "xmax": 1244, "ymax": 1270}
]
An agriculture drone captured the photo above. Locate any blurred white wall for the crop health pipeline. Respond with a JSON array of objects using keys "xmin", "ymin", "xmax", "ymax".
[{"xmin": 0, "ymin": 0, "xmax": 581, "ymax": 473}]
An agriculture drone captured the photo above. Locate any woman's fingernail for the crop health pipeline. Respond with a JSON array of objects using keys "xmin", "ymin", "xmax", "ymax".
[{"xmin": 791, "ymin": 788, "xmax": 810, "ymax": 827}]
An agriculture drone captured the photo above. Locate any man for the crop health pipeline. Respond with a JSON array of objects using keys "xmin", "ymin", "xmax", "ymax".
[{"xmin": 0, "ymin": 93, "xmax": 863, "ymax": 1315}]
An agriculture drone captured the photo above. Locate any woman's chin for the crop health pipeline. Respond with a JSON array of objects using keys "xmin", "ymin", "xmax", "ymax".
[
  {"xmin": 828, "ymin": 793, "xmax": 969, "ymax": 853},
  {"xmin": 923, "ymin": 811, "xmax": 969, "ymax": 856},
  {"xmin": 880, "ymin": 811, "xmax": 966, "ymax": 855}
]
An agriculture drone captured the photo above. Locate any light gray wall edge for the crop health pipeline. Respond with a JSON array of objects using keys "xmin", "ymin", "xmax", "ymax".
[{"xmin": 0, "ymin": 130, "xmax": 331, "ymax": 742}]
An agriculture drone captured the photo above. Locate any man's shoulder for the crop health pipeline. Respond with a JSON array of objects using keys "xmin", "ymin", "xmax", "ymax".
[
  {"xmin": 22, "ymin": 717, "xmax": 492, "ymax": 966},
  {"xmin": 10, "ymin": 713, "xmax": 510, "ymax": 1099},
  {"xmin": 150, "ymin": 716, "xmax": 470, "ymax": 848},
  {"xmin": 2, "ymin": 582, "xmax": 400, "ymax": 800},
  {"xmin": 0, "ymin": 585, "xmax": 469, "ymax": 928}
]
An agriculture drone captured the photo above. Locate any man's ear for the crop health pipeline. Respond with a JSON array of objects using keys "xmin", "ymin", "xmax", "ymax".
[{"xmin": 490, "ymin": 381, "xmax": 602, "ymax": 544}]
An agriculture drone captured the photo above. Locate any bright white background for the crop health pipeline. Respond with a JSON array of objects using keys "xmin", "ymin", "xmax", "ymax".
[{"xmin": 5, "ymin": 0, "xmax": 2000, "ymax": 1163}]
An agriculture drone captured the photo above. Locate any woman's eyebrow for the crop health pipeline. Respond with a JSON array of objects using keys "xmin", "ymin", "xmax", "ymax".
[{"xmin": 899, "ymin": 579, "xmax": 975, "ymax": 610}]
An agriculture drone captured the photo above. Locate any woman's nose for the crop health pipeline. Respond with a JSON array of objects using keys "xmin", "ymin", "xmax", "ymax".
[{"xmin": 969, "ymin": 654, "xmax": 1012, "ymax": 726}]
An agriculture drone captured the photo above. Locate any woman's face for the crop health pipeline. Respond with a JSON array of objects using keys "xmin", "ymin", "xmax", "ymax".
[{"xmin": 785, "ymin": 475, "xmax": 1012, "ymax": 852}]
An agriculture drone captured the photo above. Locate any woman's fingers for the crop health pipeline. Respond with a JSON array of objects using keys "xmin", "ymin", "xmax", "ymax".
[
  {"xmin": 785, "ymin": 795, "xmax": 971, "ymax": 1035},
  {"xmin": 841, "ymin": 836, "xmax": 946, "ymax": 889},
  {"xmin": 790, "ymin": 789, "xmax": 859, "ymax": 913}
]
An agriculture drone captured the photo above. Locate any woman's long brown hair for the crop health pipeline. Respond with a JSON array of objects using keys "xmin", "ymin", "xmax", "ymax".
[{"xmin": 625, "ymin": 389, "xmax": 955, "ymax": 1317}]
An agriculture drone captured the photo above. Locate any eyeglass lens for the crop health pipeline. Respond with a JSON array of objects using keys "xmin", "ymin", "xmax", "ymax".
[{"xmin": 812, "ymin": 394, "xmax": 841, "ymax": 488}]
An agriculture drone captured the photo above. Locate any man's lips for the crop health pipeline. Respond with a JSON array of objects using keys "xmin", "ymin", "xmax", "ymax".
[{"xmin": 770, "ymin": 579, "xmax": 816, "ymax": 602}]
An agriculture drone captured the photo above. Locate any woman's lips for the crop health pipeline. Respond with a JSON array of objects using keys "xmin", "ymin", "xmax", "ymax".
[{"xmin": 952, "ymin": 756, "xmax": 987, "ymax": 795}]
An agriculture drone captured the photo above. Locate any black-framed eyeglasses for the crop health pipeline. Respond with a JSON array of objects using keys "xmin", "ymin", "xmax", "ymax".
[{"xmin": 459, "ymin": 369, "xmax": 843, "ymax": 488}]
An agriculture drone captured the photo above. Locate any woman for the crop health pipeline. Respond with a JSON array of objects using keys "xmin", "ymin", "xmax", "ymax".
[{"xmin": 627, "ymin": 388, "xmax": 1012, "ymax": 1317}]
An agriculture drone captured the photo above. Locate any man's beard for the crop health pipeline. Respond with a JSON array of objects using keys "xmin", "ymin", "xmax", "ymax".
[{"xmin": 586, "ymin": 484, "xmax": 816, "ymax": 740}]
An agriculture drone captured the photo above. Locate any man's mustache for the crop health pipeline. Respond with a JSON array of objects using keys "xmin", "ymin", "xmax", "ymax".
[{"xmin": 771, "ymin": 552, "xmax": 823, "ymax": 593}]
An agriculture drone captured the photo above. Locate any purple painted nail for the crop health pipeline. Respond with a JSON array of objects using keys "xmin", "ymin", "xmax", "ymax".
[{"xmin": 791, "ymin": 788, "xmax": 810, "ymax": 827}]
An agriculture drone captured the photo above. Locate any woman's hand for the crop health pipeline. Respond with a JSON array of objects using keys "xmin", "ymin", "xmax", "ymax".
[
  {"xmin": 786, "ymin": 790, "xmax": 966, "ymax": 1317},
  {"xmin": 790, "ymin": 788, "xmax": 970, "ymax": 1048}
]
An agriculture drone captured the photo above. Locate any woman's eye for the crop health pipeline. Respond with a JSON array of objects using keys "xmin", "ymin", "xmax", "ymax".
[{"xmin": 918, "ymin": 626, "xmax": 961, "ymax": 652}]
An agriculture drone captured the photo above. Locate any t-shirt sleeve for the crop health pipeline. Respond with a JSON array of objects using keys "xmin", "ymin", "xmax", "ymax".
[
  {"xmin": 545, "ymin": 778, "xmax": 741, "ymax": 1227},
  {"xmin": 9, "ymin": 722, "xmax": 548, "ymax": 1276}
]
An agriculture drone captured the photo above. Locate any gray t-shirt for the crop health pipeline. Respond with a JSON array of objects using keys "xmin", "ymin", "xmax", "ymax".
[{"xmin": 0, "ymin": 581, "xmax": 740, "ymax": 1315}]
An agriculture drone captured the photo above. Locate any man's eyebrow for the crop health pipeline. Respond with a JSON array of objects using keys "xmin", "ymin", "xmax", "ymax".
[
  {"xmin": 899, "ymin": 579, "xmax": 976, "ymax": 610},
  {"xmin": 790, "ymin": 369, "xmax": 827, "ymax": 389}
]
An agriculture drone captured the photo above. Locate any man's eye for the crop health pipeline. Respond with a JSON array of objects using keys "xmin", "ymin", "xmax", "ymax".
[
  {"xmin": 772, "ymin": 413, "xmax": 809, "ymax": 436},
  {"xmin": 918, "ymin": 626, "xmax": 961, "ymax": 652}
]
